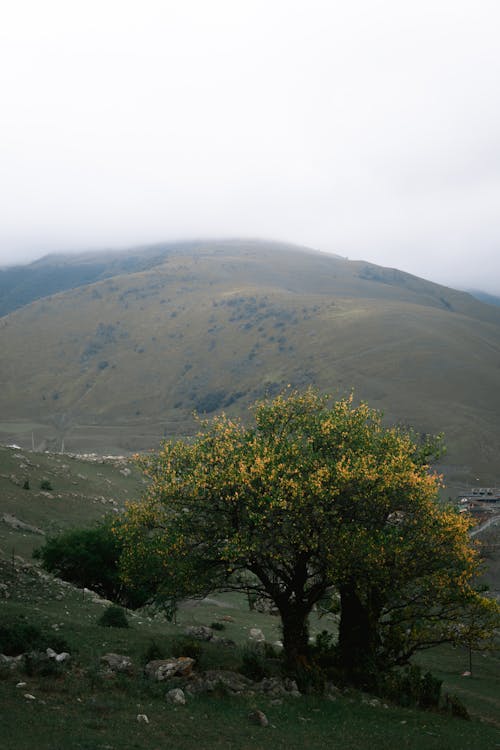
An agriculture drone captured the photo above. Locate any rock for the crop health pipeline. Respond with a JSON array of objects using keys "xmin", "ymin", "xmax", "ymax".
[
  {"xmin": 253, "ymin": 596, "xmax": 279, "ymax": 616},
  {"xmin": 24, "ymin": 694, "xmax": 36, "ymax": 700},
  {"xmin": 0, "ymin": 654, "xmax": 23, "ymax": 670},
  {"xmin": 248, "ymin": 709, "xmax": 269, "ymax": 727},
  {"xmin": 0, "ymin": 583, "xmax": 10, "ymax": 598},
  {"xmin": 166, "ymin": 688, "xmax": 186, "ymax": 705},
  {"xmin": 248, "ymin": 628, "xmax": 265, "ymax": 642},
  {"xmin": 16, "ymin": 682, "xmax": 27, "ymax": 688},
  {"xmin": 55, "ymin": 652, "xmax": 71, "ymax": 663},
  {"xmin": 100, "ymin": 653, "xmax": 134, "ymax": 675},
  {"xmin": 184, "ymin": 625, "xmax": 214, "ymax": 641},
  {"xmin": 220, "ymin": 615, "xmax": 235, "ymax": 622},
  {"xmin": 144, "ymin": 657, "xmax": 195, "ymax": 681},
  {"xmin": 186, "ymin": 670, "xmax": 253, "ymax": 696},
  {"xmin": 137, "ymin": 714, "xmax": 149, "ymax": 723},
  {"xmin": 46, "ymin": 648, "xmax": 57, "ymax": 658},
  {"xmin": 259, "ymin": 676, "xmax": 300, "ymax": 698},
  {"xmin": 2, "ymin": 513, "xmax": 45, "ymax": 535}
]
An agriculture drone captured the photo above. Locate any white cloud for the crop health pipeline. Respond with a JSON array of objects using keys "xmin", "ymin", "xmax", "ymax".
[{"xmin": 1, "ymin": 1, "xmax": 499, "ymax": 292}]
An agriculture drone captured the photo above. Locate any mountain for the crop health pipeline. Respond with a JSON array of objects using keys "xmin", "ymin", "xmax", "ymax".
[{"xmin": 1, "ymin": 239, "xmax": 500, "ymax": 493}]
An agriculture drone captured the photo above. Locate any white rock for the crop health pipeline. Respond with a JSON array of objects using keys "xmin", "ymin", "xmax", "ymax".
[
  {"xmin": 24, "ymin": 694, "xmax": 36, "ymax": 700},
  {"xmin": 166, "ymin": 688, "xmax": 186, "ymax": 706},
  {"xmin": 249, "ymin": 628, "xmax": 265, "ymax": 642},
  {"xmin": 137, "ymin": 714, "xmax": 149, "ymax": 723}
]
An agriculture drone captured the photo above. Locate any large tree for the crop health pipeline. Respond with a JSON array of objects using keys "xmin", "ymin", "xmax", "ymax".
[{"xmin": 117, "ymin": 390, "xmax": 498, "ymax": 682}]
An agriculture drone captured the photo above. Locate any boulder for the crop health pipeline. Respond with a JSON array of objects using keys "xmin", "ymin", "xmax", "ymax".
[
  {"xmin": 186, "ymin": 670, "xmax": 254, "ymax": 696},
  {"xmin": 248, "ymin": 628, "xmax": 265, "ymax": 642},
  {"xmin": 259, "ymin": 676, "xmax": 300, "ymax": 697},
  {"xmin": 184, "ymin": 625, "xmax": 214, "ymax": 641},
  {"xmin": 248, "ymin": 709, "xmax": 269, "ymax": 727},
  {"xmin": 100, "ymin": 653, "xmax": 134, "ymax": 674},
  {"xmin": 144, "ymin": 657, "xmax": 195, "ymax": 681},
  {"xmin": 166, "ymin": 688, "xmax": 186, "ymax": 705}
]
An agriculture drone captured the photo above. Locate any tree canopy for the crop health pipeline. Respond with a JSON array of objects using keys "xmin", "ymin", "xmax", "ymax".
[{"xmin": 117, "ymin": 390, "xmax": 499, "ymax": 685}]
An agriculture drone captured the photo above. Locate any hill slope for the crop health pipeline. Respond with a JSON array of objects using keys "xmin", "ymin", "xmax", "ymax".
[{"xmin": 1, "ymin": 239, "xmax": 500, "ymax": 491}]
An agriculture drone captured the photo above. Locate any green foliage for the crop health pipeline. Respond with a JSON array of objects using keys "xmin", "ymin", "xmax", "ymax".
[
  {"xmin": 39, "ymin": 479, "xmax": 53, "ymax": 491},
  {"xmin": 169, "ymin": 636, "xmax": 203, "ymax": 661},
  {"xmin": 142, "ymin": 639, "xmax": 168, "ymax": 664},
  {"xmin": 34, "ymin": 520, "xmax": 150, "ymax": 608},
  {"xmin": 0, "ymin": 619, "xmax": 68, "ymax": 656},
  {"xmin": 379, "ymin": 665, "xmax": 442, "ymax": 710},
  {"xmin": 119, "ymin": 389, "xmax": 500, "ymax": 683},
  {"xmin": 22, "ymin": 479, "xmax": 30, "ymax": 490},
  {"xmin": 239, "ymin": 644, "xmax": 274, "ymax": 681},
  {"xmin": 97, "ymin": 604, "xmax": 129, "ymax": 628}
]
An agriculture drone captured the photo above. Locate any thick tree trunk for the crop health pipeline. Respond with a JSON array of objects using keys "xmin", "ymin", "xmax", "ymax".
[
  {"xmin": 337, "ymin": 582, "xmax": 382, "ymax": 687},
  {"xmin": 280, "ymin": 604, "xmax": 311, "ymax": 669}
]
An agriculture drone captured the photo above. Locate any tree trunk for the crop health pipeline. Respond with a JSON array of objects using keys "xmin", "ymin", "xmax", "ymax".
[
  {"xmin": 337, "ymin": 582, "xmax": 382, "ymax": 687},
  {"xmin": 279, "ymin": 604, "xmax": 311, "ymax": 669}
]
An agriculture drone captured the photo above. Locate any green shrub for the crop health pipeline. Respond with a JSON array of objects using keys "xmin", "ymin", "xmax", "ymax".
[
  {"xmin": 380, "ymin": 665, "xmax": 442, "ymax": 710},
  {"xmin": 34, "ymin": 520, "xmax": 151, "ymax": 608},
  {"xmin": 239, "ymin": 645, "xmax": 272, "ymax": 681},
  {"xmin": 0, "ymin": 620, "xmax": 68, "ymax": 656},
  {"xmin": 22, "ymin": 479, "xmax": 30, "ymax": 490},
  {"xmin": 142, "ymin": 639, "xmax": 168, "ymax": 664},
  {"xmin": 40, "ymin": 479, "xmax": 53, "ymax": 491},
  {"xmin": 97, "ymin": 605, "xmax": 129, "ymax": 628},
  {"xmin": 170, "ymin": 636, "xmax": 203, "ymax": 661}
]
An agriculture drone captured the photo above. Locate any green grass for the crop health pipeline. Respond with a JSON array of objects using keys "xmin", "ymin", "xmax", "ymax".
[{"xmin": 1, "ymin": 441, "xmax": 498, "ymax": 749}]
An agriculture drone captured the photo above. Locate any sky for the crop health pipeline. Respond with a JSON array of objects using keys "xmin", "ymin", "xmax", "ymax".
[{"xmin": 1, "ymin": 0, "xmax": 500, "ymax": 292}]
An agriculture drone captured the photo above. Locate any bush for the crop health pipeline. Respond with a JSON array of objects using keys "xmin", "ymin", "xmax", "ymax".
[
  {"xmin": 380, "ymin": 665, "xmax": 442, "ymax": 710},
  {"xmin": 170, "ymin": 636, "xmax": 203, "ymax": 661},
  {"xmin": 97, "ymin": 605, "xmax": 129, "ymax": 628},
  {"xmin": 34, "ymin": 520, "xmax": 151, "ymax": 608},
  {"xmin": 142, "ymin": 639, "xmax": 167, "ymax": 664},
  {"xmin": 239, "ymin": 645, "xmax": 273, "ymax": 681},
  {"xmin": 40, "ymin": 479, "xmax": 53, "ymax": 491},
  {"xmin": 0, "ymin": 620, "xmax": 68, "ymax": 656}
]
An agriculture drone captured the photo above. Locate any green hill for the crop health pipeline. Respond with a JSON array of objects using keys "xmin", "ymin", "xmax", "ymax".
[{"xmin": 1, "ymin": 239, "xmax": 500, "ymax": 493}]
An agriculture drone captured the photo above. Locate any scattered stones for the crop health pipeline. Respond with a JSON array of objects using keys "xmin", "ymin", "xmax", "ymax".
[
  {"xmin": 2, "ymin": 513, "xmax": 45, "ymax": 535},
  {"xmin": 259, "ymin": 677, "xmax": 300, "ymax": 698},
  {"xmin": 248, "ymin": 709, "xmax": 269, "ymax": 727},
  {"xmin": 144, "ymin": 657, "xmax": 195, "ymax": 681},
  {"xmin": 184, "ymin": 625, "xmax": 215, "ymax": 641},
  {"xmin": 248, "ymin": 628, "xmax": 265, "ymax": 642},
  {"xmin": 0, "ymin": 582, "xmax": 10, "ymax": 598},
  {"xmin": 166, "ymin": 688, "xmax": 186, "ymax": 706},
  {"xmin": 100, "ymin": 653, "xmax": 134, "ymax": 675},
  {"xmin": 186, "ymin": 670, "xmax": 254, "ymax": 696}
]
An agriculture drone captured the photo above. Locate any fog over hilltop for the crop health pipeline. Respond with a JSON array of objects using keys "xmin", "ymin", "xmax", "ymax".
[{"xmin": 1, "ymin": 1, "xmax": 500, "ymax": 293}]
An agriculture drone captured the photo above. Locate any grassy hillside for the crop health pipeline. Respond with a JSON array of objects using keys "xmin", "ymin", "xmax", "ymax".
[
  {"xmin": 1, "ymin": 240, "xmax": 500, "ymax": 492},
  {"xmin": 0, "ymin": 443, "xmax": 498, "ymax": 748}
]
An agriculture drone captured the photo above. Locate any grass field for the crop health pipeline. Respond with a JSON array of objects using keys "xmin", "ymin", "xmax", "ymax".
[{"xmin": 1, "ymin": 444, "xmax": 499, "ymax": 749}]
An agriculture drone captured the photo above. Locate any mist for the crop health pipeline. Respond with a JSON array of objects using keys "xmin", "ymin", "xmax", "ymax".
[{"xmin": 1, "ymin": 1, "xmax": 500, "ymax": 293}]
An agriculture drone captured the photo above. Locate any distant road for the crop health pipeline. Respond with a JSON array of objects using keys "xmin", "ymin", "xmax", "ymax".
[{"xmin": 470, "ymin": 514, "xmax": 500, "ymax": 537}]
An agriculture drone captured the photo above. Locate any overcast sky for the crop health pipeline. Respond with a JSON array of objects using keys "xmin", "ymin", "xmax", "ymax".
[{"xmin": 1, "ymin": 0, "xmax": 500, "ymax": 292}]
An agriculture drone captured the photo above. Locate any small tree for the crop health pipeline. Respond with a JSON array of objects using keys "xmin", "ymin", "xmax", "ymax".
[
  {"xmin": 117, "ymin": 390, "xmax": 499, "ymax": 680},
  {"xmin": 35, "ymin": 520, "xmax": 150, "ymax": 608}
]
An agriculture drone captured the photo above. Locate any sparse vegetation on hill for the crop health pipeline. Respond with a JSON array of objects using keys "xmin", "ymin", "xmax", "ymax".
[{"xmin": 1, "ymin": 240, "xmax": 500, "ymax": 491}]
